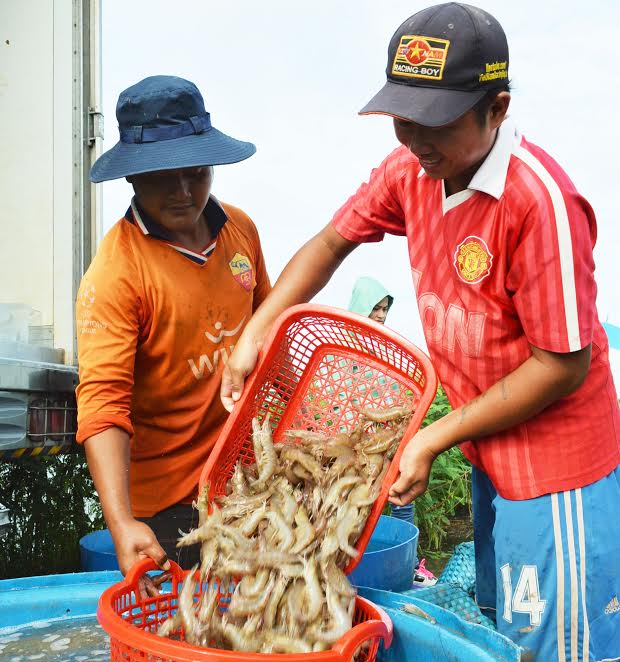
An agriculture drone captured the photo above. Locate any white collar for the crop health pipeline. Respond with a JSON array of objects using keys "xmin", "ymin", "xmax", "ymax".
[{"xmin": 467, "ymin": 116, "xmax": 518, "ymax": 200}]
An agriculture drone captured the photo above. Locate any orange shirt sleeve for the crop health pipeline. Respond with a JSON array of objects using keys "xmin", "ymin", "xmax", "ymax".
[
  {"xmin": 75, "ymin": 225, "xmax": 142, "ymax": 443},
  {"xmin": 225, "ymin": 205, "xmax": 271, "ymax": 311},
  {"xmin": 252, "ymin": 229, "xmax": 271, "ymax": 312}
]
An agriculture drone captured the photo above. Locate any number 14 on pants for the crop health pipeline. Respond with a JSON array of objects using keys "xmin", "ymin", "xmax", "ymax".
[{"xmin": 500, "ymin": 564, "xmax": 547, "ymax": 626}]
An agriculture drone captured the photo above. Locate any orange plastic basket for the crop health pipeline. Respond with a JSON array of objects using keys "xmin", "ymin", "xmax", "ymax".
[
  {"xmin": 98, "ymin": 559, "xmax": 393, "ymax": 662},
  {"xmin": 199, "ymin": 304, "xmax": 438, "ymax": 572}
]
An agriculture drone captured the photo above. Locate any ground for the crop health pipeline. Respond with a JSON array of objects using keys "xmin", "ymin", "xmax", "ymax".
[{"xmin": 423, "ymin": 512, "xmax": 473, "ymax": 577}]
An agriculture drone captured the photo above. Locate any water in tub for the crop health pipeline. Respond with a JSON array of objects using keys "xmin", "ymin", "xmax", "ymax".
[{"xmin": 0, "ymin": 616, "xmax": 109, "ymax": 661}]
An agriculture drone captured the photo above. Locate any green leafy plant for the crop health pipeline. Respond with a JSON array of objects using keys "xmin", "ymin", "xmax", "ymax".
[
  {"xmin": 0, "ymin": 450, "xmax": 103, "ymax": 578},
  {"xmin": 413, "ymin": 386, "xmax": 472, "ymax": 558}
]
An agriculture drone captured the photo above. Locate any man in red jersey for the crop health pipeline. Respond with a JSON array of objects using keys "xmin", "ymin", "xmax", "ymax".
[{"xmin": 221, "ymin": 3, "xmax": 620, "ymax": 659}]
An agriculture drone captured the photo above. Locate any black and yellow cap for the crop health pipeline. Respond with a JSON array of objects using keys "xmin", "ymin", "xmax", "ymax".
[{"xmin": 360, "ymin": 3, "xmax": 509, "ymax": 127}]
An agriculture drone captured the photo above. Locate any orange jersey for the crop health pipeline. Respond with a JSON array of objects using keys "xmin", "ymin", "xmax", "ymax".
[{"xmin": 76, "ymin": 199, "xmax": 270, "ymax": 516}]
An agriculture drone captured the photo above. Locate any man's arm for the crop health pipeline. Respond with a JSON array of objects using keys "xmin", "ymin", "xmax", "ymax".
[
  {"xmin": 389, "ymin": 344, "xmax": 592, "ymax": 504},
  {"xmin": 84, "ymin": 427, "xmax": 170, "ymax": 586},
  {"xmin": 221, "ymin": 223, "xmax": 358, "ymax": 411}
]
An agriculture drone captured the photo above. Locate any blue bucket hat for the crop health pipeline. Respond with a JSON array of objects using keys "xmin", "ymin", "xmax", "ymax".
[{"xmin": 90, "ymin": 75, "xmax": 256, "ymax": 182}]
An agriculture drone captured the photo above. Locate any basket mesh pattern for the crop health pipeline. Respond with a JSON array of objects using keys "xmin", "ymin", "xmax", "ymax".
[
  {"xmin": 402, "ymin": 544, "xmax": 495, "ymax": 629},
  {"xmin": 437, "ymin": 541, "xmax": 477, "ymax": 596},
  {"xmin": 104, "ymin": 570, "xmax": 385, "ymax": 661},
  {"xmin": 209, "ymin": 311, "xmax": 431, "ymax": 501}
]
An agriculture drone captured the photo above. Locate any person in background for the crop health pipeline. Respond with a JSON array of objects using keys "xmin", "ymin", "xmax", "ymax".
[
  {"xmin": 75, "ymin": 76, "xmax": 270, "ymax": 596},
  {"xmin": 348, "ymin": 275, "xmax": 436, "ymax": 586},
  {"xmin": 221, "ymin": 4, "xmax": 620, "ymax": 658},
  {"xmin": 348, "ymin": 276, "xmax": 393, "ymax": 325}
]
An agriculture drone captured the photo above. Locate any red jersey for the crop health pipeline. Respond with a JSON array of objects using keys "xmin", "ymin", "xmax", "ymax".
[{"xmin": 332, "ymin": 118, "xmax": 620, "ymax": 500}]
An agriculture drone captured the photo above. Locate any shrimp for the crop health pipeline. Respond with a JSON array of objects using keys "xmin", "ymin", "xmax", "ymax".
[
  {"xmin": 177, "ymin": 505, "xmax": 223, "ymax": 547},
  {"xmin": 361, "ymin": 453, "xmax": 385, "ymax": 480},
  {"xmin": 360, "ymin": 428, "xmax": 400, "ymax": 454},
  {"xmin": 322, "ymin": 558, "xmax": 356, "ymax": 598},
  {"xmin": 230, "ymin": 460, "xmax": 250, "ymax": 497},
  {"xmin": 214, "ymin": 524, "xmax": 253, "ymax": 550},
  {"xmin": 219, "ymin": 619, "xmax": 263, "ymax": 652},
  {"xmin": 157, "ymin": 611, "xmax": 181, "ymax": 638},
  {"xmin": 199, "ymin": 537, "xmax": 218, "ymax": 579},
  {"xmin": 274, "ymin": 478, "xmax": 298, "ymax": 524},
  {"xmin": 286, "ymin": 579, "xmax": 307, "ymax": 625},
  {"xmin": 324, "ymin": 450, "xmax": 358, "ymax": 484},
  {"xmin": 195, "ymin": 482, "xmax": 210, "ymax": 526},
  {"xmin": 298, "ymin": 556, "xmax": 324, "ymax": 623},
  {"xmin": 322, "ymin": 475, "xmax": 362, "ymax": 514},
  {"xmin": 320, "ymin": 520, "xmax": 341, "ymax": 562},
  {"xmin": 349, "ymin": 482, "xmax": 376, "ymax": 508},
  {"xmin": 401, "ymin": 602, "xmax": 437, "ymax": 624},
  {"xmin": 250, "ymin": 414, "xmax": 277, "ymax": 489},
  {"xmin": 360, "ymin": 404, "xmax": 413, "ymax": 423},
  {"xmin": 336, "ymin": 504, "xmax": 361, "ymax": 558},
  {"xmin": 312, "ymin": 583, "xmax": 352, "ymax": 644},
  {"xmin": 177, "ymin": 566, "xmax": 199, "ymax": 645},
  {"xmin": 239, "ymin": 568, "xmax": 270, "ymax": 598},
  {"xmin": 239, "ymin": 504, "xmax": 268, "ymax": 537},
  {"xmin": 219, "ymin": 488, "xmax": 273, "ymax": 521},
  {"xmin": 292, "ymin": 462, "xmax": 313, "ymax": 481},
  {"xmin": 239, "ymin": 505, "xmax": 295, "ymax": 551},
  {"xmin": 217, "ymin": 556, "xmax": 257, "ymax": 576},
  {"xmin": 228, "ymin": 572, "xmax": 276, "ymax": 617},
  {"xmin": 291, "ymin": 505, "xmax": 315, "ymax": 554},
  {"xmin": 280, "ymin": 446, "xmax": 325, "ymax": 483},
  {"xmin": 194, "ymin": 583, "xmax": 220, "ymax": 645},
  {"xmin": 280, "ymin": 562, "xmax": 304, "ymax": 578},
  {"xmin": 284, "ymin": 429, "xmax": 329, "ymax": 444},
  {"xmin": 263, "ymin": 574, "xmax": 290, "ymax": 629}
]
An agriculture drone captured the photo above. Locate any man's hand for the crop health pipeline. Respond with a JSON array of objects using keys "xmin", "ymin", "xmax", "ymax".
[
  {"xmin": 113, "ymin": 518, "xmax": 171, "ymax": 599},
  {"xmin": 389, "ymin": 428, "xmax": 438, "ymax": 505},
  {"xmin": 221, "ymin": 333, "xmax": 262, "ymax": 412}
]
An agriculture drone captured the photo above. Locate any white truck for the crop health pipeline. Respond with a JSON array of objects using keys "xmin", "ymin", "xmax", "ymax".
[{"xmin": 0, "ymin": 0, "xmax": 102, "ymax": 527}]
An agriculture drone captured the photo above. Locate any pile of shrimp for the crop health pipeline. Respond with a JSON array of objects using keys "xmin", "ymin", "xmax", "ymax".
[{"xmin": 158, "ymin": 404, "xmax": 412, "ymax": 654}]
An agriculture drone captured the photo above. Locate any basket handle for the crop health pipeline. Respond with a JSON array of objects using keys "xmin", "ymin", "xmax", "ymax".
[
  {"xmin": 124, "ymin": 558, "xmax": 185, "ymax": 585},
  {"xmin": 331, "ymin": 614, "xmax": 393, "ymax": 658}
]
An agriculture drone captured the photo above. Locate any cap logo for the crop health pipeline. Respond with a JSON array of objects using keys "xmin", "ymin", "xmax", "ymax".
[
  {"xmin": 454, "ymin": 236, "xmax": 493, "ymax": 284},
  {"xmin": 479, "ymin": 61, "xmax": 508, "ymax": 83},
  {"xmin": 392, "ymin": 35, "xmax": 450, "ymax": 81}
]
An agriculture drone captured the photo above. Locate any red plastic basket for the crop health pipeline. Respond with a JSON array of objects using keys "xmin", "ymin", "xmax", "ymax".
[
  {"xmin": 199, "ymin": 304, "xmax": 438, "ymax": 572},
  {"xmin": 98, "ymin": 559, "xmax": 393, "ymax": 662}
]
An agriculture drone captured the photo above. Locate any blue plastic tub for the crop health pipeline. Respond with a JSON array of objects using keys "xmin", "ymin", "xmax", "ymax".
[
  {"xmin": 357, "ymin": 586, "xmax": 522, "ymax": 662},
  {"xmin": 0, "ymin": 570, "xmax": 122, "ymax": 628},
  {"xmin": 349, "ymin": 515, "xmax": 419, "ymax": 592},
  {"xmin": 0, "ymin": 571, "xmax": 522, "ymax": 660},
  {"xmin": 79, "ymin": 529, "xmax": 119, "ymax": 572}
]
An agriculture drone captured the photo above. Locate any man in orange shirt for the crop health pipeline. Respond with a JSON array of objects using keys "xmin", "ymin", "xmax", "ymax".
[{"xmin": 76, "ymin": 75, "xmax": 270, "ymax": 591}]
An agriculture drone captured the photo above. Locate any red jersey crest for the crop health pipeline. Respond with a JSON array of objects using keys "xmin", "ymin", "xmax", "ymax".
[{"xmin": 454, "ymin": 236, "xmax": 493, "ymax": 284}]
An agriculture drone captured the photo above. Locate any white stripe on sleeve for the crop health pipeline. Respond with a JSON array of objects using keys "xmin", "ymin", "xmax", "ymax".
[{"xmin": 514, "ymin": 146, "xmax": 581, "ymax": 351}]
